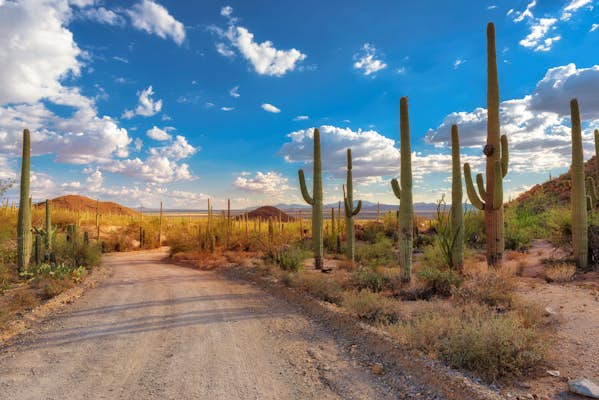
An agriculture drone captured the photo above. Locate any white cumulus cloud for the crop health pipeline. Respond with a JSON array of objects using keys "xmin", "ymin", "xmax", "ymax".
[
  {"xmin": 353, "ymin": 44, "xmax": 387, "ymax": 76},
  {"xmin": 126, "ymin": 0, "xmax": 185, "ymax": 45},
  {"xmin": 262, "ymin": 103, "xmax": 281, "ymax": 113}
]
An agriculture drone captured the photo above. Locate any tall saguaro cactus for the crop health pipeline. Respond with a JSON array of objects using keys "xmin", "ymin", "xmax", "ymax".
[
  {"xmin": 586, "ymin": 129, "xmax": 599, "ymax": 206},
  {"xmin": 45, "ymin": 199, "xmax": 52, "ymax": 251},
  {"xmin": 298, "ymin": 128, "xmax": 324, "ymax": 270},
  {"xmin": 343, "ymin": 148, "xmax": 362, "ymax": 264},
  {"xmin": 463, "ymin": 22, "xmax": 509, "ymax": 267},
  {"xmin": 391, "ymin": 97, "xmax": 414, "ymax": 282},
  {"xmin": 17, "ymin": 129, "xmax": 32, "ymax": 271},
  {"xmin": 451, "ymin": 125, "xmax": 464, "ymax": 270},
  {"xmin": 571, "ymin": 99, "xmax": 588, "ymax": 269}
]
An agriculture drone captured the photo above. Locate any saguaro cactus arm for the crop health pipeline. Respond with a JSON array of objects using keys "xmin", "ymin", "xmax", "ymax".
[
  {"xmin": 464, "ymin": 163, "xmax": 485, "ymax": 210},
  {"xmin": 588, "ymin": 177, "xmax": 599, "ymax": 204},
  {"xmin": 476, "ymin": 173, "xmax": 487, "ymax": 200},
  {"xmin": 391, "ymin": 178, "xmax": 401, "ymax": 199},
  {"xmin": 493, "ymin": 161, "xmax": 504, "ymax": 210},
  {"xmin": 501, "ymin": 134, "xmax": 509, "ymax": 177},
  {"xmin": 298, "ymin": 169, "xmax": 314, "ymax": 205},
  {"xmin": 352, "ymin": 200, "xmax": 362, "ymax": 216}
]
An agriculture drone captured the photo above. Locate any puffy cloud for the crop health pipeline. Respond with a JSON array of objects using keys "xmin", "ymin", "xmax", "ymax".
[
  {"xmin": 229, "ymin": 27, "xmax": 306, "ymax": 76},
  {"xmin": 221, "ymin": 106, "xmax": 234, "ymax": 111},
  {"xmin": 294, "ymin": 115, "xmax": 309, "ymax": 121},
  {"xmin": 529, "ymin": 64, "xmax": 599, "ymax": 118},
  {"xmin": 216, "ymin": 42, "xmax": 235, "ymax": 57},
  {"xmin": 86, "ymin": 168, "xmax": 103, "ymax": 191},
  {"xmin": 0, "ymin": 0, "xmax": 81, "ymax": 104},
  {"xmin": 519, "ymin": 18, "xmax": 560, "ymax": 51},
  {"xmin": 353, "ymin": 44, "xmax": 387, "ymax": 76},
  {"xmin": 122, "ymin": 86, "xmax": 163, "ymax": 119},
  {"xmin": 146, "ymin": 126, "xmax": 172, "ymax": 141},
  {"xmin": 211, "ymin": 8, "xmax": 306, "ymax": 76},
  {"xmin": 126, "ymin": 0, "xmax": 185, "ymax": 45},
  {"xmin": 233, "ymin": 171, "xmax": 290, "ymax": 194},
  {"xmin": 102, "ymin": 136, "xmax": 195, "ymax": 184},
  {"xmin": 426, "ymin": 64, "xmax": 599, "ymax": 174},
  {"xmin": 150, "ymin": 135, "xmax": 196, "ymax": 160},
  {"xmin": 80, "ymin": 6, "xmax": 124, "ymax": 25},
  {"xmin": 0, "ymin": 95, "xmax": 131, "ymax": 164},
  {"xmin": 561, "ymin": 0, "xmax": 593, "ymax": 20},
  {"xmin": 261, "ymin": 103, "xmax": 281, "ymax": 113},
  {"xmin": 229, "ymin": 86, "xmax": 240, "ymax": 98}
]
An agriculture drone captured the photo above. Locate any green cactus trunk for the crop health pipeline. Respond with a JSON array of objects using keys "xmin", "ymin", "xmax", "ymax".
[
  {"xmin": 391, "ymin": 97, "xmax": 414, "ymax": 282},
  {"xmin": 17, "ymin": 129, "xmax": 32, "ymax": 272},
  {"xmin": 45, "ymin": 199, "xmax": 52, "ymax": 252},
  {"xmin": 343, "ymin": 149, "xmax": 362, "ymax": 264},
  {"xmin": 298, "ymin": 128, "xmax": 324, "ymax": 270},
  {"xmin": 450, "ymin": 125, "xmax": 464, "ymax": 270},
  {"xmin": 571, "ymin": 99, "xmax": 588, "ymax": 269},
  {"xmin": 463, "ymin": 23, "xmax": 509, "ymax": 267},
  {"xmin": 586, "ymin": 129, "xmax": 599, "ymax": 206},
  {"xmin": 485, "ymin": 22, "xmax": 504, "ymax": 266}
]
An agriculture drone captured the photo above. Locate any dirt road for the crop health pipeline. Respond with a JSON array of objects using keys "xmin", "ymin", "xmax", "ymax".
[{"xmin": 0, "ymin": 251, "xmax": 409, "ymax": 400}]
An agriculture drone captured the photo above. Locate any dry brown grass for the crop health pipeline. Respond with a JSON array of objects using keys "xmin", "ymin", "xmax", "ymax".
[{"xmin": 544, "ymin": 262, "xmax": 576, "ymax": 283}]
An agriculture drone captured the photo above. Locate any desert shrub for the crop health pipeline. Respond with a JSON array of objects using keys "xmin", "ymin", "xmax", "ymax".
[
  {"xmin": 350, "ymin": 266, "xmax": 389, "ymax": 292},
  {"xmin": 546, "ymin": 207, "xmax": 571, "ymax": 248},
  {"xmin": 421, "ymin": 243, "xmax": 447, "ymax": 270},
  {"xmin": 9, "ymin": 289, "xmax": 38, "ymax": 310},
  {"xmin": 35, "ymin": 276, "xmax": 74, "ymax": 300},
  {"xmin": 417, "ymin": 266, "xmax": 463, "ymax": 298},
  {"xmin": 53, "ymin": 236, "xmax": 101, "ymax": 269},
  {"xmin": 463, "ymin": 209, "xmax": 485, "ymax": 248},
  {"xmin": 355, "ymin": 234, "xmax": 395, "ymax": 266},
  {"xmin": 342, "ymin": 289, "xmax": 399, "ymax": 323},
  {"xmin": 438, "ymin": 312, "xmax": 546, "ymax": 382},
  {"xmin": 361, "ymin": 221, "xmax": 386, "ymax": 243},
  {"xmin": 294, "ymin": 273, "xmax": 343, "ymax": 305},
  {"xmin": 454, "ymin": 271, "xmax": 515, "ymax": 309},
  {"xmin": 278, "ymin": 245, "xmax": 310, "ymax": 271},
  {"xmin": 167, "ymin": 225, "xmax": 199, "ymax": 255},
  {"xmin": 397, "ymin": 305, "xmax": 546, "ymax": 382},
  {"xmin": 504, "ymin": 205, "xmax": 544, "ymax": 251},
  {"xmin": 544, "ymin": 262, "xmax": 576, "ymax": 283}
]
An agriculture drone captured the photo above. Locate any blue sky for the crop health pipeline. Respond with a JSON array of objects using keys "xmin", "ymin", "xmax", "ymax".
[{"xmin": 1, "ymin": 0, "xmax": 599, "ymax": 209}]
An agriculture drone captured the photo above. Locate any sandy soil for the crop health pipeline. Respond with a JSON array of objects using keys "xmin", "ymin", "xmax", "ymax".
[{"xmin": 0, "ymin": 250, "xmax": 411, "ymax": 400}]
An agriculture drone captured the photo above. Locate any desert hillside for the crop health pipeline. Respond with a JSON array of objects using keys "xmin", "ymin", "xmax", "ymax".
[
  {"xmin": 35, "ymin": 195, "xmax": 137, "ymax": 216},
  {"xmin": 515, "ymin": 155, "xmax": 599, "ymax": 207}
]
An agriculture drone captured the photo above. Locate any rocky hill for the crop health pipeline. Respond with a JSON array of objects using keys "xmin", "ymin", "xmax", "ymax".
[{"xmin": 36, "ymin": 195, "xmax": 137, "ymax": 216}]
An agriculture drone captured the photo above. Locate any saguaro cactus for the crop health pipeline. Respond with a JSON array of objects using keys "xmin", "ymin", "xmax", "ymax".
[
  {"xmin": 298, "ymin": 128, "xmax": 324, "ymax": 270},
  {"xmin": 586, "ymin": 129, "xmax": 599, "ymax": 206},
  {"xmin": 343, "ymin": 149, "xmax": 362, "ymax": 264},
  {"xmin": 45, "ymin": 199, "xmax": 52, "ymax": 251},
  {"xmin": 451, "ymin": 125, "xmax": 464, "ymax": 270},
  {"xmin": 463, "ymin": 22, "xmax": 509, "ymax": 267},
  {"xmin": 571, "ymin": 99, "xmax": 588, "ymax": 269},
  {"xmin": 391, "ymin": 97, "xmax": 414, "ymax": 282},
  {"xmin": 17, "ymin": 129, "xmax": 32, "ymax": 271}
]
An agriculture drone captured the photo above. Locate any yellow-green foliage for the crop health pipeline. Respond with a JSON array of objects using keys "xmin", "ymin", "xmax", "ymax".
[
  {"xmin": 342, "ymin": 289, "xmax": 399, "ymax": 323},
  {"xmin": 396, "ymin": 304, "xmax": 546, "ymax": 382}
]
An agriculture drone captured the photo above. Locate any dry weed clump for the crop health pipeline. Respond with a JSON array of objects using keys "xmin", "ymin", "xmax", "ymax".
[
  {"xmin": 544, "ymin": 262, "xmax": 576, "ymax": 283},
  {"xmin": 342, "ymin": 289, "xmax": 400, "ymax": 323}
]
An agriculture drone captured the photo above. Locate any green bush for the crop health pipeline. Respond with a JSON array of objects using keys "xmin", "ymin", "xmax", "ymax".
[
  {"xmin": 342, "ymin": 289, "xmax": 398, "ymax": 323},
  {"xmin": 397, "ymin": 305, "xmax": 547, "ymax": 382},
  {"xmin": 417, "ymin": 266, "xmax": 463, "ymax": 298},
  {"xmin": 295, "ymin": 273, "xmax": 343, "ymax": 305},
  {"xmin": 355, "ymin": 234, "xmax": 395, "ymax": 266},
  {"xmin": 350, "ymin": 266, "xmax": 389, "ymax": 292},
  {"xmin": 439, "ymin": 313, "xmax": 546, "ymax": 382},
  {"xmin": 278, "ymin": 246, "xmax": 309, "ymax": 271},
  {"xmin": 464, "ymin": 210, "xmax": 485, "ymax": 248},
  {"xmin": 361, "ymin": 221, "xmax": 386, "ymax": 243},
  {"xmin": 53, "ymin": 236, "xmax": 101, "ymax": 268},
  {"xmin": 545, "ymin": 207, "xmax": 571, "ymax": 248}
]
